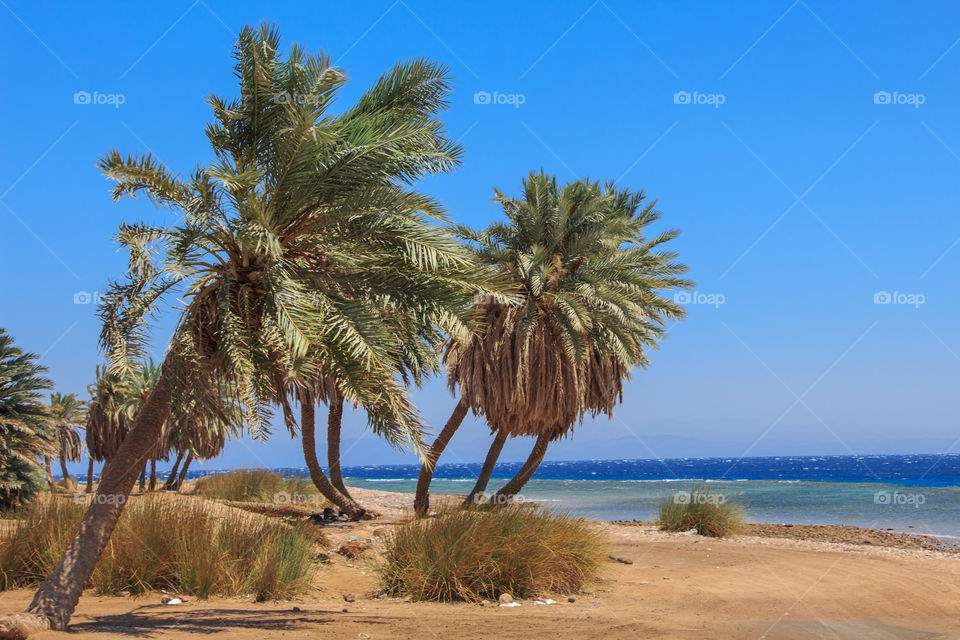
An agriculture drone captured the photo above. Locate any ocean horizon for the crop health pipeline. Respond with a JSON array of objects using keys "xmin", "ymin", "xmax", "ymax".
[{"xmin": 116, "ymin": 453, "xmax": 960, "ymax": 539}]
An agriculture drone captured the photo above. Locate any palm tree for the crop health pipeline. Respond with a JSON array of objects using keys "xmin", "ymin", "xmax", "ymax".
[
  {"xmin": 5, "ymin": 24, "xmax": 492, "ymax": 634},
  {"xmin": 414, "ymin": 172, "xmax": 691, "ymax": 514},
  {"xmin": 47, "ymin": 393, "xmax": 86, "ymax": 484},
  {"xmin": 0, "ymin": 329, "xmax": 55, "ymax": 511},
  {"xmin": 299, "ymin": 298, "xmax": 454, "ymax": 519}
]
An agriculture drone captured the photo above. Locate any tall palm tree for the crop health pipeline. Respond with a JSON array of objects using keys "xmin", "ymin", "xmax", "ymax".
[
  {"xmin": 5, "ymin": 24, "xmax": 493, "ymax": 634},
  {"xmin": 0, "ymin": 329, "xmax": 55, "ymax": 511},
  {"xmin": 414, "ymin": 172, "xmax": 691, "ymax": 515},
  {"xmin": 47, "ymin": 393, "xmax": 86, "ymax": 483}
]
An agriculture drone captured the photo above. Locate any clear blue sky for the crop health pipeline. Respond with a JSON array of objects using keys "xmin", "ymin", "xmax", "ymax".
[{"xmin": 3, "ymin": 1, "xmax": 960, "ymax": 475}]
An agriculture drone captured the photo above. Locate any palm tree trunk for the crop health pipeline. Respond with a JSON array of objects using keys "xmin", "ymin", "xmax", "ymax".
[
  {"xmin": 5, "ymin": 367, "xmax": 173, "ymax": 634},
  {"xmin": 493, "ymin": 433, "xmax": 550, "ymax": 501},
  {"xmin": 138, "ymin": 465, "xmax": 146, "ymax": 493},
  {"xmin": 85, "ymin": 458, "xmax": 94, "ymax": 493},
  {"xmin": 58, "ymin": 454, "xmax": 72, "ymax": 484},
  {"xmin": 300, "ymin": 392, "xmax": 370, "ymax": 520},
  {"xmin": 413, "ymin": 399, "xmax": 469, "ymax": 517},
  {"xmin": 164, "ymin": 451, "xmax": 184, "ymax": 490},
  {"xmin": 44, "ymin": 456, "xmax": 54, "ymax": 485},
  {"xmin": 174, "ymin": 453, "xmax": 192, "ymax": 490},
  {"xmin": 326, "ymin": 390, "xmax": 351, "ymax": 499},
  {"xmin": 464, "ymin": 430, "xmax": 507, "ymax": 506},
  {"xmin": 149, "ymin": 459, "xmax": 157, "ymax": 492}
]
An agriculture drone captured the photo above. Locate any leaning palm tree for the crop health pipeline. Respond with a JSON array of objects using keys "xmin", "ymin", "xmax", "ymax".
[
  {"xmin": 414, "ymin": 172, "xmax": 691, "ymax": 515},
  {"xmin": 3, "ymin": 24, "xmax": 493, "ymax": 635},
  {"xmin": 47, "ymin": 393, "xmax": 86, "ymax": 484}
]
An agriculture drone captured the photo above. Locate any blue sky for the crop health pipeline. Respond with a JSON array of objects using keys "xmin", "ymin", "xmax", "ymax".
[{"xmin": 2, "ymin": 1, "xmax": 960, "ymax": 475}]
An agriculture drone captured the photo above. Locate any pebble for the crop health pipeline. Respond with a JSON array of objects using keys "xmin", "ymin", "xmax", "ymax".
[
  {"xmin": 343, "ymin": 593, "xmax": 356, "ymax": 603},
  {"xmin": 568, "ymin": 596, "xmax": 577, "ymax": 603}
]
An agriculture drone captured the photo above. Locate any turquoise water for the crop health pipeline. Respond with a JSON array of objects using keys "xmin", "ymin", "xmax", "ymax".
[{"xmin": 347, "ymin": 477, "xmax": 960, "ymax": 539}]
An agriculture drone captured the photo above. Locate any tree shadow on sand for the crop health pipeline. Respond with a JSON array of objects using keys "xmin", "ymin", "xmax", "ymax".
[{"xmin": 69, "ymin": 606, "xmax": 396, "ymax": 636}]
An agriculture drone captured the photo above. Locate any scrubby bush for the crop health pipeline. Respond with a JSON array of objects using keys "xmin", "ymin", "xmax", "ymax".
[
  {"xmin": 379, "ymin": 504, "xmax": 604, "ymax": 602},
  {"xmin": 194, "ymin": 469, "xmax": 326, "ymax": 508},
  {"xmin": 0, "ymin": 496, "xmax": 317, "ymax": 600},
  {"xmin": 658, "ymin": 484, "xmax": 744, "ymax": 537}
]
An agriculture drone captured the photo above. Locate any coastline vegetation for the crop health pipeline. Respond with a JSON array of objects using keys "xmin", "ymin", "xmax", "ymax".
[
  {"xmin": 194, "ymin": 469, "xmax": 326, "ymax": 507},
  {"xmin": 379, "ymin": 504, "xmax": 605, "ymax": 602},
  {"xmin": 0, "ymin": 496, "xmax": 317, "ymax": 600},
  {"xmin": 658, "ymin": 485, "xmax": 745, "ymax": 538}
]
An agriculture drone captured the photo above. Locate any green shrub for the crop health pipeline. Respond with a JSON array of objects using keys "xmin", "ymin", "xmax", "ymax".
[
  {"xmin": 658, "ymin": 484, "xmax": 745, "ymax": 537},
  {"xmin": 194, "ymin": 469, "xmax": 327, "ymax": 509},
  {"xmin": 0, "ymin": 496, "xmax": 317, "ymax": 600},
  {"xmin": 379, "ymin": 504, "xmax": 605, "ymax": 602}
]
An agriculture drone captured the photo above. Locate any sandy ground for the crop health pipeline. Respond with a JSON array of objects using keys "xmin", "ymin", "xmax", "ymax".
[{"xmin": 2, "ymin": 487, "xmax": 960, "ymax": 639}]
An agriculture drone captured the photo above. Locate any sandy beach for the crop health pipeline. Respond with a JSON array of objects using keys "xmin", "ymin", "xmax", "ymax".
[{"xmin": 3, "ymin": 487, "xmax": 959, "ymax": 640}]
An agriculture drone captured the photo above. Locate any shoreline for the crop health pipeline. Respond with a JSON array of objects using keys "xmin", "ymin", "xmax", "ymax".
[{"xmin": 4, "ymin": 485, "xmax": 959, "ymax": 638}]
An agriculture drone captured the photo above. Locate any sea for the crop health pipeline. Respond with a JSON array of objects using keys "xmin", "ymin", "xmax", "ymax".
[{"xmin": 182, "ymin": 454, "xmax": 960, "ymax": 539}]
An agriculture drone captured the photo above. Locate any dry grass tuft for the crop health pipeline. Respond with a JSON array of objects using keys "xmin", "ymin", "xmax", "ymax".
[
  {"xmin": 379, "ymin": 504, "xmax": 605, "ymax": 602},
  {"xmin": 0, "ymin": 496, "xmax": 319, "ymax": 600},
  {"xmin": 658, "ymin": 484, "xmax": 745, "ymax": 538},
  {"xmin": 194, "ymin": 469, "xmax": 327, "ymax": 508}
]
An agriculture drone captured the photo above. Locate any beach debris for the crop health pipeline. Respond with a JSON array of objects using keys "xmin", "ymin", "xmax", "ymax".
[
  {"xmin": 113, "ymin": 590, "xmax": 131, "ymax": 598},
  {"xmin": 678, "ymin": 528, "xmax": 698, "ymax": 535},
  {"xmin": 531, "ymin": 598, "xmax": 557, "ymax": 605},
  {"xmin": 343, "ymin": 593, "xmax": 356, "ymax": 603},
  {"xmin": 342, "ymin": 608, "xmax": 349, "ymax": 613},
  {"xmin": 480, "ymin": 600, "xmax": 492, "ymax": 606},
  {"xmin": 359, "ymin": 634, "xmax": 371, "ymax": 639},
  {"xmin": 568, "ymin": 596, "xmax": 577, "ymax": 603},
  {"xmin": 163, "ymin": 597, "xmax": 183, "ymax": 605},
  {"xmin": 499, "ymin": 602, "xmax": 521, "ymax": 608},
  {"xmin": 498, "ymin": 593, "xmax": 514, "ymax": 604},
  {"xmin": 337, "ymin": 541, "xmax": 370, "ymax": 559},
  {"xmin": 608, "ymin": 555, "xmax": 634, "ymax": 564}
]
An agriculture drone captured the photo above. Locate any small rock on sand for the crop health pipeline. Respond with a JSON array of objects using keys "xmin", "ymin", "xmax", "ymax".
[
  {"xmin": 498, "ymin": 593, "xmax": 514, "ymax": 604},
  {"xmin": 343, "ymin": 593, "xmax": 356, "ymax": 603}
]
